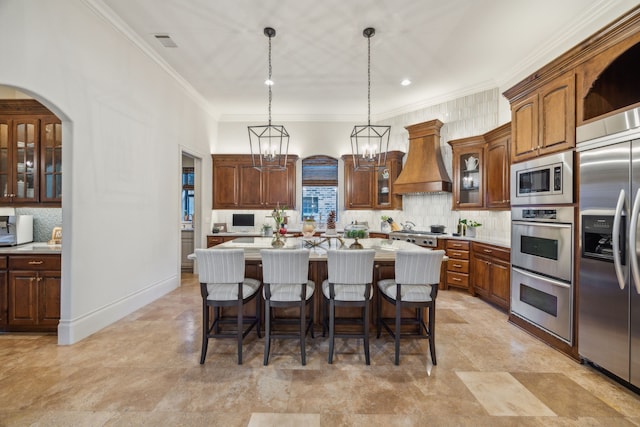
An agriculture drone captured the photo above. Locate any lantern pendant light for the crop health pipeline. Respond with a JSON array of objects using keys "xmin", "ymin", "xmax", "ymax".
[
  {"xmin": 351, "ymin": 27, "xmax": 390, "ymax": 170},
  {"xmin": 248, "ymin": 27, "xmax": 289, "ymax": 171}
]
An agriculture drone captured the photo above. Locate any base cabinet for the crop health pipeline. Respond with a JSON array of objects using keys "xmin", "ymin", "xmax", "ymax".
[
  {"xmin": 470, "ymin": 242, "xmax": 510, "ymax": 310},
  {"xmin": 6, "ymin": 254, "xmax": 61, "ymax": 332},
  {"xmin": 0, "ymin": 257, "xmax": 6, "ymax": 329},
  {"xmin": 445, "ymin": 240, "xmax": 471, "ymax": 293},
  {"xmin": 206, "ymin": 236, "xmax": 238, "ymax": 247}
]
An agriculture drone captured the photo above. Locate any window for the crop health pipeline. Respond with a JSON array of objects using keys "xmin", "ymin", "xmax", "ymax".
[
  {"xmin": 182, "ymin": 167, "xmax": 194, "ymax": 221},
  {"xmin": 301, "ymin": 155, "xmax": 338, "ymax": 225}
]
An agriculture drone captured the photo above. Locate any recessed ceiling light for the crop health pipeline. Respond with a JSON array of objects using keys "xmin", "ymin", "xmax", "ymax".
[
  {"xmin": 401, "ymin": 79, "xmax": 411, "ymax": 86},
  {"xmin": 265, "ymin": 79, "xmax": 274, "ymax": 86}
]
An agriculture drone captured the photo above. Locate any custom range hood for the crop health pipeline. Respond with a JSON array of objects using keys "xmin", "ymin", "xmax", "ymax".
[{"xmin": 393, "ymin": 119, "xmax": 452, "ymax": 194}]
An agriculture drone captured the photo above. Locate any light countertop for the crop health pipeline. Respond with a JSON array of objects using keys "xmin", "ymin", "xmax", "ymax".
[
  {"xmin": 0, "ymin": 242, "xmax": 62, "ymax": 254},
  {"xmin": 191, "ymin": 237, "xmax": 444, "ymax": 262}
]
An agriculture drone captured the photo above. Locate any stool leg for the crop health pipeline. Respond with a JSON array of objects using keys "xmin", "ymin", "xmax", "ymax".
[
  {"xmin": 428, "ymin": 303, "xmax": 437, "ymax": 365},
  {"xmin": 300, "ymin": 299, "xmax": 306, "ymax": 366},
  {"xmin": 256, "ymin": 293, "xmax": 262, "ymax": 338},
  {"xmin": 200, "ymin": 301, "xmax": 209, "ymax": 365},
  {"xmin": 237, "ymin": 299, "xmax": 243, "ymax": 365},
  {"xmin": 328, "ymin": 298, "xmax": 335, "ymax": 364},
  {"xmin": 364, "ymin": 301, "xmax": 370, "ymax": 365},
  {"xmin": 264, "ymin": 301, "xmax": 271, "ymax": 366},
  {"xmin": 395, "ymin": 300, "xmax": 401, "ymax": 366},
  {"xmin": 376, "ymin": 291, "xmax": 382, "ymax": 338}
]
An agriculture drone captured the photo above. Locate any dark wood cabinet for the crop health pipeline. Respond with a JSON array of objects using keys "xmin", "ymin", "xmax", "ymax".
[
  {"xmin": 449, "ymin": 124, "xmax": 511, "ymax": 211},
  {"xmin": 0, "ymin": 256, "xmax": 6, "ymax": 329},
  {"xmin": 444, "ymin": 240, "xmax": 471, "ymax": 293},
  {"xmin": 206, "ymin": 235, "xmax": 238, "ymax": 247},
  {"xmin": 342, "ymin": 151, "xmax": 404, "ymax": 210},
  {"xmin": 448, "ymin": 138, "xmax": 484, "ymax": 210},
  {"xmin": 0, "ymin": 100, "xmax": 62, "ymax": 206},
  {"xmin": 6, "ymin": 254, "xmax": 61, "ymax": 332},
  {"xmin": 485, "ymin": 123, "xmax": 511, "ymax": 209},
  {"xmin": 470, "ymin": 242, "xmax": 510, "ymax": 310},
  {"xmin": 212, "ymin": 154, "xmax": 297, "ymax": 209}
]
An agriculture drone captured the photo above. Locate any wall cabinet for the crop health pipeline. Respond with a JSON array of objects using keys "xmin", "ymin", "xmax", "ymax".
[
  {"xmin": 212, "ymin": 154, "xmax": 297, "ymax": 209},
  {"xmin": 484, "ymin": 123, "xmax": 511, "ymax": 209},
  {"xmin": 342, "ymin": 151, "xmax": 404, "ymax": 210},
  {"xmin": 509, "ymin": 71, "xmax": 575, "ymax": 164},
  {"xmin": 6, "ymin": 254, "xmax": 61, "ymax": 332},
  {"xmin": 448, "ymin": 124, "xmax": 511, "ymax": 211},
  {"xmin": 444, "ymin": 240, "xmax": 471, "ymax": 293},
  {"xmin": 448, "ymin": 138, "xmax": 484, "ymax": 210},
  {"xmin": 0, "ymin": 100, "xmax": 62, "ymax": 206},
  {"xmin": 470, "ymin": 242, "xmax": 510, "ymax": 310}
]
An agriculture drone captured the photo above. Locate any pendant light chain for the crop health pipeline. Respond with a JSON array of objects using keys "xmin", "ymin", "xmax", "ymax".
[
  {"xmin": 367, "ymin": 32, "xmax": 371, "ymax": 127},
  {"xmin": 268, "ymin": 33, "xmax": 272, "ymax": 126}
]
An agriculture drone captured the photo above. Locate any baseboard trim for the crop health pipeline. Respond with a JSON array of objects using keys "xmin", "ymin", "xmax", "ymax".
[{"xmin": 57, "ymin": 275, "xmax": 179, "ymax": 345}]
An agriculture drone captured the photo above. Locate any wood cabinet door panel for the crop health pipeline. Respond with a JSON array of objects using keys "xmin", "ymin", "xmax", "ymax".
[
  {"xmin": 344, "ymin": 163, "xmax": 373, "ymax": 209},
  {"xmin": 511, "ymin": 93, "xmax": 538, "ymax": 163},
  {"xmin": 0, "ymin": 271, "xmax": 6, "ymax": 328},
  {"xmin": 8, "ymin": 273, "xmax": 37, "ymax": 325},
  {"xmin": 212, "ymin": 163, "xmax": 239, "ymax": 208},
  {"xmin": 38, "ymin": 273, "xmax": 61, "ymax": 326},
  {"xmin": 486, "ymin": 136, "xmax": 510, "ymax": 208},
  {"xmin": 471, "ymin": 255, "xmax": 490, "ymax": 294},
  {"xmin": 490, "ymin": 259, "xmax": 510, "ymax": 308},
  {"xmin": 539, "ymin": 72, "xmax": 576, "ymax": 156},
  {"xmin": 263, "ymin": 167, "xmax": 294, "ymax": 208},
  {"xmin": 239, "ymin": 165, "xmax": 263, "ymax": 208}
]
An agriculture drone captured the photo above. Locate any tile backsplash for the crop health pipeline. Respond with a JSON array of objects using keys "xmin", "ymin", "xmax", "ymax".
[{"xmin": 15, "ymin": 207, "xmax": 62, "ymax": 242}]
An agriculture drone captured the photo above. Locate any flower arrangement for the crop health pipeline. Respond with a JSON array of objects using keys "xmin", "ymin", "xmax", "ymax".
[
  {"xmin": 459, "ymin": 219, "xmax": 482, "ymax": 227},
  {"xmin": 271, "ymin": 204, "xmax": 287, "ymax": 235}
]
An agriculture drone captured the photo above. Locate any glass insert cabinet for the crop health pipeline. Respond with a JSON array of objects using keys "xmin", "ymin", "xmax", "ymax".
[
  {"xmin": 0, "ymin": 100, "xmax": 62, "ymax": 205},
  {"xmin": 448, "ymin": 137, "xmax": 484, "ymax": 210}
]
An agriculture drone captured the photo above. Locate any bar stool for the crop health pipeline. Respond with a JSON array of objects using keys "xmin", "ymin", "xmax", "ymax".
[
  {"xmin": 377, "ymin": 249, "xmax": 445, "ymax": 365},
  {"xmin": 322, "ymin": 249, "xmax": 376, "ymax": 364},
  {"xmin": 195, "ymin": 248, "xmax": 261, "ymax": 365},
  {"xmin": 260, "ymin": 249, "xmax": 315, "ymax": 365}
]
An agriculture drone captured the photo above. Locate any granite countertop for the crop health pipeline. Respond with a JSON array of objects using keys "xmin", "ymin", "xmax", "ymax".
[
  {"xmin": 191, "ymin": 237, "xmax": 443, "ymax": 262},
  {"xmin": 0, "ymin": 242, "xmax": 62, "ymax": 254}
]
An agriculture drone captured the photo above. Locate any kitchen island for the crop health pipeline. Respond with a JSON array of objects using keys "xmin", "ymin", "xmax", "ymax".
[{"xmin": 191, "ymin": 237, "xmax": 446, "ymax": 329}]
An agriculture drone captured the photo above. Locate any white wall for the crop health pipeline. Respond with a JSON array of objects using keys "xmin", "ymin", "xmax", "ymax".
[{"xmin": 0, "ymin": 0, "xmax": 216, "ymax": 344}]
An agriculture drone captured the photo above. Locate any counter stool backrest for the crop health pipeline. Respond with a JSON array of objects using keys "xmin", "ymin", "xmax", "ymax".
[
  {"xmin": 395, "ymin": 249, "xmax": 445, "ymax": 285},
  {"xmin": 195, "ymin": 248, "xmax": 245, "ymax": 284},
  {"xmin": 261, "ymin": 249, "xmax": 310, "ymax": 284},
  {"xmin": 327, "ymin": 249, "xmax": 375, "ymax": 284}
]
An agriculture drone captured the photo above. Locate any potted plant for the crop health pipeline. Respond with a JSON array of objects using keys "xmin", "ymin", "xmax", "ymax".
[
  {"xmin": 459, "ymin": 219, "xmax": 481, "ymax": 238},
  {"xmin": 261, "ymin": 223, "xmax": 273, "ymax": 237}
]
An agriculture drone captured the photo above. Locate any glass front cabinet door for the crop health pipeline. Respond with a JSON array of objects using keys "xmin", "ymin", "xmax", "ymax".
[{"xmin": 449, "ymin": 137, "xmax": 484, "ymax": 210}]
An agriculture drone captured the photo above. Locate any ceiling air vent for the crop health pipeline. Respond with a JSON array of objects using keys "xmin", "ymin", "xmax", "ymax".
[{"xmin": 154, "ymin": 34, "xmax": 177, "ymax": 48}]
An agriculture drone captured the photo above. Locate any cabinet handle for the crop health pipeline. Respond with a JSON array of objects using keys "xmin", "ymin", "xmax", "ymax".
[
  {"xmin": 452, "ymin": 278, "xmax": 462, "ymax": 282},
  {"xmin": 457, "ymin": 200, "xmax": 460, "ymax": 204},
  {"xmin": 483, "ymin": 249, "xmax": 493, "ymax": 253},
  {"xmin": 453, "ymin": 263, "xmax": 463, "ymax": 268},
  {"xmin": 452, "ymin": 244, "xmax": 462, "ymax": 248},
  {"xmin": 28, "ymin": 260, "xmax": 44, "ymax": 265}
]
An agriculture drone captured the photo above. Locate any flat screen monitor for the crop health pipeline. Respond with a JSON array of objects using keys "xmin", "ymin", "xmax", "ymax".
[{"xmin": 232, "ymin": 214, "xmax": 255, "ymax": 231}]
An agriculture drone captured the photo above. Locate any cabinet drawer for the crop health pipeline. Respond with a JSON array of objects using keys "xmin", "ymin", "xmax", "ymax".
[
  {"xmin": 446, "ymin": 240, "xmax": 470, "ymax": 250},
  {"xmin": 207, "ymin": 236, "xmax": 224, "ymax": 247},
  {"xmin": 447, "ymin": 259, "xmax": 469, "ymax": 273},
  {"xmin": 447, "ymin": 271, "xmax": 469, "ymax": 287},
  {"xmin": 472, "ymin": 242, "xmax": 510, "ymax": 262},
  {"xmin": 9, "ymin": 255, "xmax": 60, "ymax": 271},
  {"xmin": 446, "ymin": 249, "xmax": 469, "ymax": 260}
]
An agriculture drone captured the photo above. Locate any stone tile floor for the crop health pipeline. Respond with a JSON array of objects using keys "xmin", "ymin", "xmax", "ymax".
[{"xmin": 1, "ymin": 273, "xmax": 639, "ymax": 426}]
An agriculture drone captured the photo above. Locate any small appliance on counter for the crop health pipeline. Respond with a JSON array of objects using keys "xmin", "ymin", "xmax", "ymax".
[{"xmin": 0, "ymin": 215, "xmax": 34, "ymax": 246}]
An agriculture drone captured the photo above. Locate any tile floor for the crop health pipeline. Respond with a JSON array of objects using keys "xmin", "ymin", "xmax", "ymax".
[{"xmin": 1, "ymin": 273, "xmax": 639, "ymax": 426}]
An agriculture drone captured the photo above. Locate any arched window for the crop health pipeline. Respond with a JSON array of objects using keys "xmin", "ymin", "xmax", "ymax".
[{"xmin": 301, "ymin": 155, "xmax": 338, "ymax": 224}]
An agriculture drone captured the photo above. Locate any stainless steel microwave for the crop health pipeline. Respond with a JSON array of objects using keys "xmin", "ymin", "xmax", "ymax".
[{"xmin": 510, "ymin": 151, "xmax": 574, "ymax": 206}]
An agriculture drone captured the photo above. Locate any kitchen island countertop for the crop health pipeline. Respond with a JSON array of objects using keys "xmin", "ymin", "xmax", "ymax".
[{"xmin": 0, "ymin": 242, "xmax": 62, "ymax": 254}]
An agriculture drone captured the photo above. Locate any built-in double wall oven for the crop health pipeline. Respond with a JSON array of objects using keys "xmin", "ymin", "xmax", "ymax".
[{"xmin": 510, "ymin": 151, "xmax": 574, "ymax": 344}]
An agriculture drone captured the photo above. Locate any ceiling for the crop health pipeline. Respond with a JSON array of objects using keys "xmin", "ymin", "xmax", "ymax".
[{"xmin": 96, "ymin": 0, "xmax": 636, "ymax": 122}]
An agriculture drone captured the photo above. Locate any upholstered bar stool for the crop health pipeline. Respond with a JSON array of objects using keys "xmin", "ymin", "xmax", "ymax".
[
  {"xmin": 195, "ymin": 248, "xmax": 262, "ymax": 365},
  {"xmin": 260, "ymin": 249, "xmax": 315, "ymax": 365},
  {"xmin": 322, "ymin": 249, "xmax": 376, "ymax": 364},
  {"xmin": 377, "ymin": 249, "xmax": 445, "ymax": 365}
]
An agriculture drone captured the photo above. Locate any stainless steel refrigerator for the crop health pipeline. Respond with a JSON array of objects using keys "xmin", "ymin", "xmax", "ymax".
[{"xmin": 577, "ymin": 106, "xmax": 640, "ymax": 387}]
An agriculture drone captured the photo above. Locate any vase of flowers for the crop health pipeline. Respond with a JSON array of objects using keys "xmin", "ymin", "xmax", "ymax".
[
  {"xmin": 459, "ymin": 219, "xmax": 481, "ymax": 238},
  {"xmin": 271, "ymin": 204, "xmax": 287, "ymax": 247}
]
